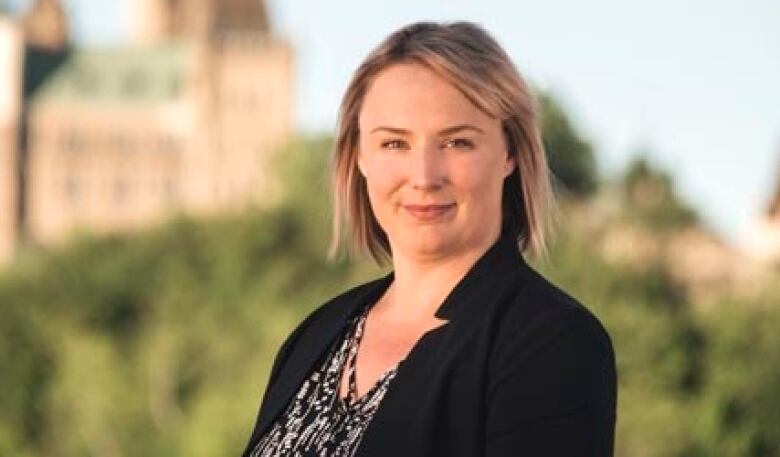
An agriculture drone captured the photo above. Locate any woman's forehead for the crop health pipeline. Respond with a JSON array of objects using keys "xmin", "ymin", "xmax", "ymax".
[{"xmin": 359, "ymin": 64, "xmax": 495, "ymax": 133}]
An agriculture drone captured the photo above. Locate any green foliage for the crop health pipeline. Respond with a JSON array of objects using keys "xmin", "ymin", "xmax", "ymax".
[
  {"xmin": 1, "ymin": 124, "xmax": 778, "ymax": 456},
  {"xmin": 535, "ymin": 191, "xmax": 780, "ymax": 456},
  {"xmin": 621, "ymin": 153, "xmax": 699, "ymax": 231},
  {"xmin": 537, "ymin": 225, "xmax": 705, "ymax": 456},
  {"xmin": 0, "ymin": 136, "xmax": 377, "ymax": 456},
  {"xmin": 693, "ymin": 304, "xmax": 780, "ymax": 457},
  {"xmin": 538, "ymin": 91, "xmax": 599, "ymax": 199}
]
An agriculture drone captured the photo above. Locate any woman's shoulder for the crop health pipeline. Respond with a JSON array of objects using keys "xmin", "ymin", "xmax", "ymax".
[
  {"xmin": 310, "ymin": 275, "xmax": 389, "ymax": 321},
  {"xmin": 282, "ymin": 275, "xmax": 390, "ymax": 346},
  {"xmin": 486, "ymin": 264, "xmax": 618, "ymax": 440},
  {"xmin": 263, "ymin": 276, "xmax": 390, "ymax": 385},
  {"xmin": 492, "ymin": 262, "xmax": 615, "ymax": 366}
]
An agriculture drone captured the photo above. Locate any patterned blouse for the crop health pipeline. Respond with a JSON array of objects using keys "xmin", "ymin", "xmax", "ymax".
[{"xmin": 249, "ymin": 301, "xmax": 400, "ymax": 456}]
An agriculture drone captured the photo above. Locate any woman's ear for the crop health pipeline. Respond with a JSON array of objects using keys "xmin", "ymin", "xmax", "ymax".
[
  {"xmin": 504, "ymin": 154, "xmax": 516, "ymax": 178},
  {"xmin": 502, "ymin": 128, "xmax": 516, "ymax": 178},
  {"xmin": 356, "ymin": 149, "xmax": 367, "ymax": 177}
]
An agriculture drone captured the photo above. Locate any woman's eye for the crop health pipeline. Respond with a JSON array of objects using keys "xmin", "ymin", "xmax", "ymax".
[
  {"xmin": 380, "ymin": 139, "xmax": 408, "ymax": 149},
  {"xmin": 445, "ymin": 138, "xmax": 475, "ymax": 149}
]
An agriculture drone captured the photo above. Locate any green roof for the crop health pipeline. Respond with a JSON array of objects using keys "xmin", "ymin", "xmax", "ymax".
[{"xmin": 31, "ymin": 43, "xmax": 191, "ymax": 105}]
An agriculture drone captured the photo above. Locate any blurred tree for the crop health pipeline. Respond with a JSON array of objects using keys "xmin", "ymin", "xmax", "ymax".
[
  {"xmin": 2, "ymin": 127, "xmax": 779, "ymax": 457},
  {"xmin": 536, "ymin": 216, "xmax": 707, "ymax": 457},
  {"xmin": 0, "ymin": 134, "xmax": 381, "ymax": 456},
  {"xmin": 538, "ymin": 91, "xmax": 599, "ymax": 199},
  {"xmin": 621, "ymin": 152, "xmax": 699, "ymax": 231},
  {"xmin": 693, "ymin": 304, "xmax": 780, "ymax": 457}
]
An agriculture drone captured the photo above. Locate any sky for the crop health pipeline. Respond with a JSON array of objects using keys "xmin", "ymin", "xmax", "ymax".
[{"xmin": 6, "ymin": 0, "xmax": 780, "ymax": 246}]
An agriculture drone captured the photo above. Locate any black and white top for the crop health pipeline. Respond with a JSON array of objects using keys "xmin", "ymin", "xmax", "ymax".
[{"xmin": 250, "ymin": 302, "xmax": 400, "ymax": 456}]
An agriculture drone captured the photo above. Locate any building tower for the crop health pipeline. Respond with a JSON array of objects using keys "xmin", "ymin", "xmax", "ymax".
[
  {"xmin": 742, "ymin": 141, "xmax": 780, "ymax": 262},
  {"xmin": 766, "ymin": 161, "xmax": 780, "ymax": 221},
  {"xmin": 132, "ymin": 0, "xmax": 271, "ymax": 44},
  {"xmin": 0, "ymin": 16, "xmax": 23, "ymax": 266},
  {"xmin": 23, "ymin": 0, "xmax": 68, "ymax": 51},
  {"xmin": 3, "ymin": 0, "xmax": 291, "ymax": 259}
]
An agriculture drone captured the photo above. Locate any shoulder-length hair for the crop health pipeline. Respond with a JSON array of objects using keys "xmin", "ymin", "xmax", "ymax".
[{"xmin": 329, "ymin": 21, "xmax": 558, "ymax": 265}]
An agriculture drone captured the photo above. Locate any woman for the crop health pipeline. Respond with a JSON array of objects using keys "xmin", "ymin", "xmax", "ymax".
[{"xmin": 241, "ymin": 21, "xmax": 616, "ymax": 457}]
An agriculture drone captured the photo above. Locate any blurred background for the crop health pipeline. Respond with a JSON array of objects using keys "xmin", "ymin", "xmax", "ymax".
[{"xmin": 1, "ymin": 0, "xmax": 779, "ymax": 456}]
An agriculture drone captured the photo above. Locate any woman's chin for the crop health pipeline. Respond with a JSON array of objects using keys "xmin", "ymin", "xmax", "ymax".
[{"xmin": 397, "ymin": 232, "xmax": 457, "ymax": 259}]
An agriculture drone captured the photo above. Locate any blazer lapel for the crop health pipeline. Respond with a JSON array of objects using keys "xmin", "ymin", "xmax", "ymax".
[
  {"xmin": 357, "ymin": 232, "xmax": 529, "ymax": 455},
  {"xmin": 248, "ymin": 231, "xmax": 529, "ymax": 454},
  {"xmin": 252, "ymin": 274, "xmax": 394, "ymax": 440}
]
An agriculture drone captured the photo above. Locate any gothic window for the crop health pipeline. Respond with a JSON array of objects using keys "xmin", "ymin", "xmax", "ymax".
[
  {"xmin": 158, "ymin": 134, "xmax": 178, "ymax": 154},
  {"xmin": 73, "ymin": 65, "xmax": 98, "ymax": 95},
  {"xmin": 168, "ymin": 73, "xmax": 181, "ymax": 95},
  {"xmin": 162, "ymin": 177, "xmax": 178, "ymax": 204},
  {"xmin": 113, "ymin": 176, "xmax": 131, "ymax": 205},
  {"xmin": 62, "ymin": 129, "xmax": 85, "ymax": 153},
  {"xmin": 123, "ymin": 69, "xmax": 147, "ymax": 98},
  {"xmin": 64, "ymin": 174, "xmax": 81, "ymax": 204},
  {"xmin": 112, "ymin": 132, "xmax": 136, "ymax": 154}
]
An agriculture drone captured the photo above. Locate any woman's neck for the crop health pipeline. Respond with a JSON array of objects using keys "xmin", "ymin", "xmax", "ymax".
[{"xmin": 373, "ymin": 232, "xmax": 500, "ymax": 325}]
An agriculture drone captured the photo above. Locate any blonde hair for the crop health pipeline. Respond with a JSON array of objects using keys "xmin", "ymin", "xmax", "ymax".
[{"xmin": 329, "ymin": 21, "xmax": 559, "ymax": 265}]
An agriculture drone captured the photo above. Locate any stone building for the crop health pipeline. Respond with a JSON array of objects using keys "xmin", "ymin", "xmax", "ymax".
[
  {"xmin": 742, "ymin": 153, "xmax": 780, "ymax": 263},
  {"xmin": 0, "ymin": 16, "xmax": 23, "ymax": 264},
  {"xmin": 0, "ymin": 0, "xmax": 292, "ymax": 266}
]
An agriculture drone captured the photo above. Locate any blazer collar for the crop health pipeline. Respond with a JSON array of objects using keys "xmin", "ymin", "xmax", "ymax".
[
  {"xmin": 249, "ymin": 231, "xmax": 528, "ymax": 451},
  {"xmin": 364, "ymin": 230, "xmax": 527, "ymax": 321},
  {"xmin": 435, "ymin": 230, "xmax": 526, "ymax": 319}
]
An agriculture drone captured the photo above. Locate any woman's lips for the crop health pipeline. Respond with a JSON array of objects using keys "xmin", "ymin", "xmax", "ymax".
[{"xmin": 403, "ymin": 203, "xmax": 456, "ymax": 221}]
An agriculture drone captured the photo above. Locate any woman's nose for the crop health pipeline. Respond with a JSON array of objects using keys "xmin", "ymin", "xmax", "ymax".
[{"xmin": 408, "ymin": 142, "xmax": 445, "ymax": 190}]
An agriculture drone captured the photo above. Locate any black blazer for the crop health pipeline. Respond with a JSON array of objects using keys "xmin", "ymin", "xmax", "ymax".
[{"xmin": 241, "ymin": 233, "xmax": 617, "ymax": 456}]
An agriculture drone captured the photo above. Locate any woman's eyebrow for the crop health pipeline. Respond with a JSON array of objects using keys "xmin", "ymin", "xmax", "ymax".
[
  {"xmin": 369, "ymin": 126, "xmax": 411, "ymax": 135},
  {"xmin": 368, "ymin": 124, "xmax": 485, "ymax": 135},
  {"xmin": 438, "ymin": 124, "xmax": 485, "ymax": 136}
]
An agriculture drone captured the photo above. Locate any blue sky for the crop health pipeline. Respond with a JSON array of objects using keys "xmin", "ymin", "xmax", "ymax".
[{"xmin": 7, "ymin": 0, "xmax": 780, "ymax": 245}]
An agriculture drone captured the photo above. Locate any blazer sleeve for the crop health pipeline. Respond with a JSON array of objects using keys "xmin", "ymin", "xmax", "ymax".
[{"xmin": 485, "ymin": 308, "xmax": 617, "ymax": 457}]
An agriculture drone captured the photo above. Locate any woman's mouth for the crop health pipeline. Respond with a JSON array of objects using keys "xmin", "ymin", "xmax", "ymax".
[{"xmin": 403, "ymin": 203, "xmax": 456, "ymax": 221}]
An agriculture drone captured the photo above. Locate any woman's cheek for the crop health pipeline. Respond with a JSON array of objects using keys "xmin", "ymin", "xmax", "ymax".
[
  {"xmin": 371, "ymin": 157, "xmax": 406, "ymax": 191},
  {"xmin": 449, "ymin": 158, "xmax": 485, "ymax": 190}
]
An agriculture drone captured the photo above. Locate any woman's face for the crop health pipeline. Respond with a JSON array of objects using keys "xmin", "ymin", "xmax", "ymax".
[{"xmin": 357, "ymin": 63, "xmax": 515, "ymax": 261}]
